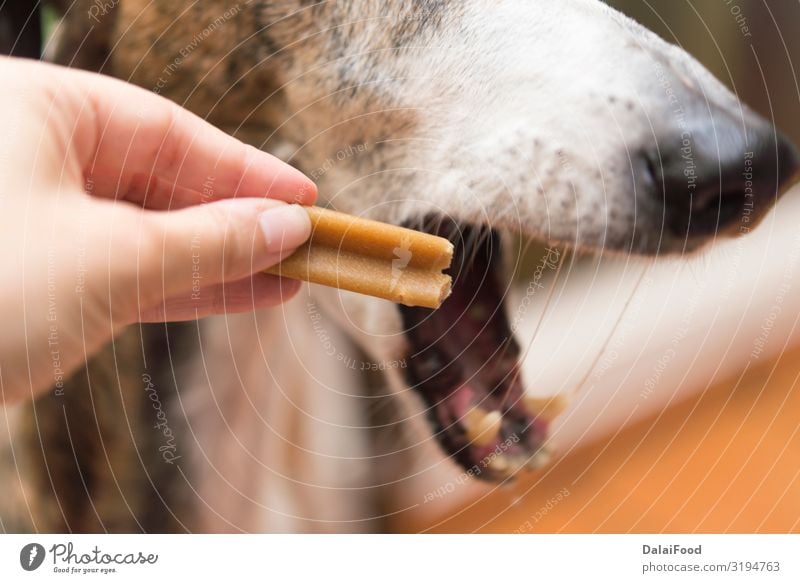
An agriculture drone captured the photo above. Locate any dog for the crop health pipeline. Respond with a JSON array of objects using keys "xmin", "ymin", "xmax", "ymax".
[{"xmin": 2, "ymin": 0, "xmax": 797, "ymax": 533}]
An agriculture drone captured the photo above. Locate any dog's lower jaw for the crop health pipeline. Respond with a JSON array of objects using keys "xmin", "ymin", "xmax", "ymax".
[{"xmin": 395, "ymin": 221, "xmax": 552, "ymax": 481}]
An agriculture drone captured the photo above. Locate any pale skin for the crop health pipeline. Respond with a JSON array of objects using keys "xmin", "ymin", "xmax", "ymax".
[{"xmin": 0, "ymin": 57, "xmax": 318, "ymax": 404}]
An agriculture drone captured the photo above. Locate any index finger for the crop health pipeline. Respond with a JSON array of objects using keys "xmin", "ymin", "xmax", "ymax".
[{"xmin": 59, "ymin": 63, "xmax": 317, "ymax": 205}]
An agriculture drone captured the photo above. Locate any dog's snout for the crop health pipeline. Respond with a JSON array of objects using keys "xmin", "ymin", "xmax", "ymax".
[{"xmin": 643, "ymin": 116, "xmax": 800, "ymax": 239}]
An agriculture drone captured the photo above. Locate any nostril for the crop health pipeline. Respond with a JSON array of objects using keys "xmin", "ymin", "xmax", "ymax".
[
  {"xmin": 661, "ymin": 172, "xmax": 750, "ymax": 239},
  {"xmin": 718, "ymin": 189, "xmax": 747, "ymax": 219},
  {"xmin": 699, "ymin": 188, "xmax": 745, "ymax": 234},
  {"xmin": 664, "ymin": 184, "xmax": 745, "ymax": 238},
  {"xmin": 648, "ymin": 121, "xmax": 800, "ymax": 241}
]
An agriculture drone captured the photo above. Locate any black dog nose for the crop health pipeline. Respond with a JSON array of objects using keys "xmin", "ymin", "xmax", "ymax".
[{"xmin": 645, "ymin": 118, "xmax": 799, "ymax": 239}]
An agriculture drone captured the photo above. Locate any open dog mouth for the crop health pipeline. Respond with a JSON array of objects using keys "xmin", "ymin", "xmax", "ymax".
[{"xmin": 399, "ymin": 218, "xmax": 555, "ymax": 481}]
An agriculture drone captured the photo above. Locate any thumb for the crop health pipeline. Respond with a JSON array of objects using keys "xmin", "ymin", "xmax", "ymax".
[{"xmin": 142, "ymin": 198, "xmax": 311, "ymax": 301}]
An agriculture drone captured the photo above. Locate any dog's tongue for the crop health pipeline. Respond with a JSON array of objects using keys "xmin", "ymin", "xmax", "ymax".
[{"xmin": 400, "ymin": 227, "xmax": 551, "ymax": 481}]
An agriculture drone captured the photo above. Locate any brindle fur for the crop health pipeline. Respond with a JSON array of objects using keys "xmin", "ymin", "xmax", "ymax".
[{"xmin": 3, "ymin": 324, "xmax": 194, "ymax": 532}]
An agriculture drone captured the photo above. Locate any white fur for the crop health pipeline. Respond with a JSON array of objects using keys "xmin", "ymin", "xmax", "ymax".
[{"xmin": 300, "ymin": 1, "xmax": 749, "ymax": 252}]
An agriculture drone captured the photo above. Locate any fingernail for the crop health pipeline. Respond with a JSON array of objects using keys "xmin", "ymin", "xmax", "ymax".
[{"xmin": 259, "ymin": 204, "xmax": 311, "ymax": 254}]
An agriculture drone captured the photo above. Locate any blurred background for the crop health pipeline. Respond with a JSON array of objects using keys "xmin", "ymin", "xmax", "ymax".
[{"xmin": 611, "ymin": 0, "xmax": 799, "ymax": 143}]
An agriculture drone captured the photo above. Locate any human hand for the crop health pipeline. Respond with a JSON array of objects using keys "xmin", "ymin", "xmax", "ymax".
[{"xmin": 0, "ymin": 56, "xmax": 317, "ymax": 403}]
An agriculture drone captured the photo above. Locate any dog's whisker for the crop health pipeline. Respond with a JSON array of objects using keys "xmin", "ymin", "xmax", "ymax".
[
  {"xmin": 497, "ymin": 248, "xmax": 568, "ymax": 414},
  {"xmin": 565, "ymin": 261, "xmax": 652, "ymax": 402}
]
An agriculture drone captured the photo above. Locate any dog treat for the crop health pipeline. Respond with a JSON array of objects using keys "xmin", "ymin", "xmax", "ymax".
[
  {"xmin": 523, "ymin": 394, "xmax": 569, "ymax": 421},
  {"xmin": 266, "ymin": 207, "xmax": 454, "ymax": 308}
]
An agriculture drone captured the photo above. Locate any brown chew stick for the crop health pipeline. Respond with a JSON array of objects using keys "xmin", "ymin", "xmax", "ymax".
[{"xmin": 266, "ymin": 207, "xmax": 454, "ymax": 308}]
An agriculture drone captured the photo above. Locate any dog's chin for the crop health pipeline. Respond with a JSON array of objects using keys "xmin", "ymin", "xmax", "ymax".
[
  {"xmin": 399, "ymin": 217, "xmax": 552, "ymax": 481},
  {"xmin": 562, "ymin": 216, "xmax": 745, "ymax": 257}
]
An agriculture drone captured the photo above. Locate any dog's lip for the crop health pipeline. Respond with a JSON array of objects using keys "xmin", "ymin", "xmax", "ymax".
[{"xmin": 399, "ymin": 218, "xmax": 552, "ymax": 481}]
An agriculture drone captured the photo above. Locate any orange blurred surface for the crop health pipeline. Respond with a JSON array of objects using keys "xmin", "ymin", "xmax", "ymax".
[{"xmin": 397, "ymin": 346, "xmax": 800, "ymax": 533}]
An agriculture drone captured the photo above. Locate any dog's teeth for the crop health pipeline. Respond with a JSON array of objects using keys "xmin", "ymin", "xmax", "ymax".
[
  {"xmin": 525, "ymin": 448, "xmax": 552, "ymax": 470},
  {"xmin": 464, "ymin": 408, "xmax": 502, "ymax": 447},
  {"xmin": 524, "ymin": 394, "xmax": 568, "ymax": 421},
  {"xmin": 488, "ymin": 455, "xmax": 510, "ymax": 475},
  {"xmin": 507, "ymin": 455, "xmax": 528, "ymax": 475}
]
